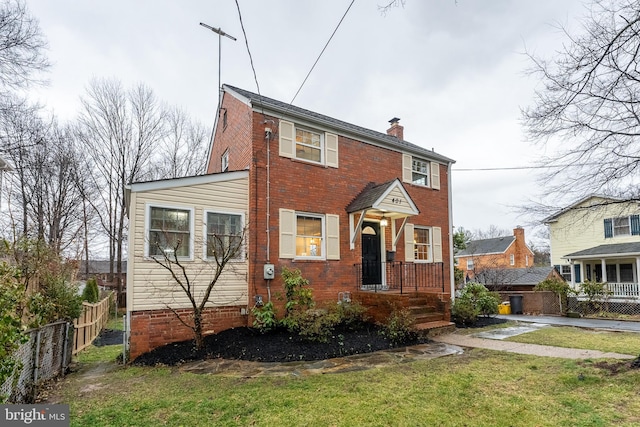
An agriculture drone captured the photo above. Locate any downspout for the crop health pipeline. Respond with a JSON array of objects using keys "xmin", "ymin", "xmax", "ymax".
[{"xmin": 447, "ymin": 162, "xmax": 455, "ymax": 300}]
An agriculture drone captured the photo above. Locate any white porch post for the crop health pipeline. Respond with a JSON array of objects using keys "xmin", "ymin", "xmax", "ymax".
[
  {"xmin": 578, "ymin": 261, "xmax": 584, "ymax": 284},
  {"xmin": 636, "ymin": 257, "xmax": 640, "ymax": 284},
  {"xmin": 569, "ymin": 260, "xmax": 575, "ymax": 288},
  {"xmin": 601, "ymin": 258, "xmax": 607, "ymax": 282}
]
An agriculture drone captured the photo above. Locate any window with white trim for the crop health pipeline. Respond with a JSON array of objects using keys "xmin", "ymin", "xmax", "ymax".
[
  {"xmin": 278, "ymin": 120, "xmax": 338, "ymax": 168},
  {"xmin": 613, "ymin": 217, "xmax": 630, "ymax": 236},
  {"xmin": 510, "ymin": 254, "xmax": 515, "ymax": 266},
  {"xmin": 296, "ymin": 127, "xmax": 323, "ymax": 163},
  {"xmin": 296, "ymin": 214, "xmax": 324, "ymax": 258},
  {"xmin": 467, "ymin": 259, "xmax": 474, "ymax": 270},
  {"xmin": 412, "ymin": 158, "xmax": 429, "ymax": 186},
  {"xmin": 148, "ymin": 206, "xmax": 192, "ymax": 258},
  {"xmin": 279, "ymin": 209, "xmax": 340, "ymax": 260},
  {"xmin": 221, "ymin": 150, "xmax": 229, "ymax": 172},
  {"xmin": 604, "ymin": 214, "xmax": 640, "ymax": 238},
  {"xmin": 559, "ymin": 265, "xmax": 571, "ymax": 281},
  {"xmin": 414, "ymin": 227, "xmax": 432, "ymax": 261},
  {"xmin": 206, "ymin": 212, "xmax": 243, "ymax": 260}
]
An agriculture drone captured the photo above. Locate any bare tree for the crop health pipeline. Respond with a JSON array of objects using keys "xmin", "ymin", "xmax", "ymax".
[
  {"xmin": 523, "ymin": 0, "xmax": 640, "ymax": 205},
  {"xmin": 150, "ymin": 106, "xmax": 208, "ymax": 180},
  {"xmin": 0, "ymin": 0, "xmax": 49, "ymax": 95},
  {"xmin": 76, "ymin": 78, "xmax": 167, "ymax": 293},
  {"xmin": 150, "ymin": 224, "xmax": 246, "ymax": 350},
  {"xmin": 472, "ymin": 225, "xmax": 511, "ymax": 240}
]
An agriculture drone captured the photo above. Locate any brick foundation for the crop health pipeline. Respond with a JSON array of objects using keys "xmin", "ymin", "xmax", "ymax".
[{"xmin": 129, "ymin": 306, "xmax": 248, "ymax": 360}]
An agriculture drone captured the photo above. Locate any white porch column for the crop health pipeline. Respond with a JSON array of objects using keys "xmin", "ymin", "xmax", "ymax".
[
  {"xmin": 578, "ymin": 261, "xmax": 584, "ymax": 284},
  {"xmin": 569, "ymin": 260, "xmax": 575, "ymax": 288},
  {"xmin": 601, "ymin": 258, "xmax": 607, "ymax": 282},
  {"xmin": 636, "ymin": 257, "xmax": 640, "ymax": 284}
]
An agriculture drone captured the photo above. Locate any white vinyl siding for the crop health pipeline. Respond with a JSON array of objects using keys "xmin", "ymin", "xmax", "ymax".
[
  {"xmin": 128, "ymin": 174, "xmax": 249, "ymax": 311},
  {"xmin": 279, "ymin": 119, "xmax": 338, "ymax": 167}
]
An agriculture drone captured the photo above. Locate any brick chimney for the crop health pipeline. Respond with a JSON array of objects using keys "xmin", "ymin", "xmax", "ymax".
[
  {"xmin": 386, "ymin": 117, "xmax": 404, "ymax": 140},
  {"xmin": 513, "ymin": 227, "xmax": 525, "ymax": 242}
]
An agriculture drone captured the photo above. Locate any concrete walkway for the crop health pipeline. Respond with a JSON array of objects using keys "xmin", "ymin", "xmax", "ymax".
[
  {"xmin": 432, "ymin": 314, "xmax": 640, "ymax": 360},
  {"xmin": 495, "ymin": 314, "xmax": 640, "ymax": 332},
  {"xmin": 431, "ymin": 334, "xmax": 635, "ymax": 360}
]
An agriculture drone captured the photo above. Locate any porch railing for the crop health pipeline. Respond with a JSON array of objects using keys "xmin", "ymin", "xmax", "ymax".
[
  {"xmin": 353, "ymin": 261, "xmax": 445, "ymax": 294},
  {"xmin": 605, "ymin": 282, "xmax": 640, "ymax": 299}
]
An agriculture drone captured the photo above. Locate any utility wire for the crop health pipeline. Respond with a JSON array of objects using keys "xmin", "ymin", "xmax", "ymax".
[
  {"xmin": 289, "ymin": 0, "xmax": 356, "ymax": 105},
  {"xmin": 234, "ymin": 0, "xmax": 264, "ymax": 115},
  {"xmin": 453, "ymin": 163, "xmax": 600, "ymax": 172}
]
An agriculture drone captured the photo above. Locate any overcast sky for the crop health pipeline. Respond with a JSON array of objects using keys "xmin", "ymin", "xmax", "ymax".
[{"xmin": 26, "ymin": 0, "xmax": 587, "ymax": 244}]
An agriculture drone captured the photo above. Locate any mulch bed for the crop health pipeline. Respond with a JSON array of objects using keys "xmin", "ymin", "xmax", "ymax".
[
  {"xmin": 454, "ymin": 316, "xmax": 508, "ymax": 329},
  {"xmin": 132, "ymin": 324, "xmax": 429, "ymax": 366}
]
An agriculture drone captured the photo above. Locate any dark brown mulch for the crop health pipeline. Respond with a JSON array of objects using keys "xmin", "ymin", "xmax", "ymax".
[
  {"xmin": 454, "ymin": 316, "xmax": 508, "ymax": 329},
  {"xmin": 94, "ymin": 329, "xmax": 124, "ymax": 346},
  {"xmin": 132, "ymin": 324, "xmax": 429, "ymax": 366}
]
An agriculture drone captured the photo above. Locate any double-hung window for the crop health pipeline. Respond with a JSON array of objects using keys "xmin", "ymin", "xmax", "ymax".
[
  {"xmin": 221, "ymin": 150, "xmax": 229, "ymax": 172},
  {"xmin": 604, "ymin": 215, "xmax": 640, "ymax": 238},
  {"xmin": 414, "ymin": 227, "xmax": 432, "ymax": 261},
  {"xmin": 278, "ymin": 120, "xmax": 339, "ymax": 167},
  {"xmin": 296, "ymin": 214, "xmax": 324, "ymax": 258},
  {"xmin": 411, "ymin": 159, "xmax": 429, "ymax": 186},
  {"xmin": 295, "ymin": 127, "xmax": 323, "ymax": 163},
  {"xmin": 467, "ymin": 259, "xmax": 474, "ymax": 270},
  {"xmin": 148, "ymin": 206, "xmax": 192, "ymax": 258},
  {"xmin": 206, "ymin": 212, "xmax": 243, "ymax": 260}
]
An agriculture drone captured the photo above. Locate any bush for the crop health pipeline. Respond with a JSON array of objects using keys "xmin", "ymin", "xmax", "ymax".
[
  {"xmin": 452, "ymin": 282, "xmax": 500, "ymax": 326},
  {"xmin": 280, "ymin": 267, "xmax": 314, "ymax": 332},
  {"xmin": 0, "ymin": 262, "xmax": 28, "ymax": 403},
  {"xmin": 535, "ymin": 278, "xmax": 573, "ymax": 314},
  {"xmin": 296, "ymin": 309, "xmax": 340, "ymax": 343},
  {"xmin": 252, "ymin": 301, "xmax": 278, "ymax": 333},
  {"xmin": 579, "ymin": 280, "xmax": 611, "ymax": 313},
  {"xmin": 27, "ymin": 278, "xmax": 83, "ymax": 328},
  {"xmin": 83, "ymin": 277, "xmax": 100, "ymax": 303},
  {"xmin": 379, "ymin": 306, "xmax": 417, "ymax": 345},
  {"xmin": 328, "ymin": 300, "xmax": 369, "ymax": 330},
  {"xmin": 451, "ymin": 297, "xmax": 478, "ymax": 326}
]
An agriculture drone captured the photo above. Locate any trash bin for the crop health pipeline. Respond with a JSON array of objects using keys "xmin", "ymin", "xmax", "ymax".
[
  {"xmin": 498, "ymin": 302, "xmax": 511, "ymax": 315},
  {"xmin": 509, "ymin": 295, "xmax": 523, "ymax": 314}
]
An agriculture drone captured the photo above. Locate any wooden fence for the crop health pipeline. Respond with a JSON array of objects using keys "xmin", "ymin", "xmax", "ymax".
[{"xmin": 73, "ymin": 292, "xmax": 114, "ymax": 355}]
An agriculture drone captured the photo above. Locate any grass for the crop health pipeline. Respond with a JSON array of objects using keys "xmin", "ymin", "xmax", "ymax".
[
  {"xmin": 56, "ymin": 348, "xmax": 640, "ymax": 427},
  {"xmin": 505, "ymin": 326, "xmax": 640, "ymax": 356}
]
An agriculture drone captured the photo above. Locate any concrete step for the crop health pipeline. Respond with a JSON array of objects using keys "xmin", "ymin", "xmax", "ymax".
[{"xmin": 408, "ymin": 305, "xmax": 437, "ymax": 316}]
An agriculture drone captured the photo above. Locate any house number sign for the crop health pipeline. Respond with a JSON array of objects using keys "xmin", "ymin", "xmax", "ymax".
[{"xmin": 391, "ymin": 198, "xmax": 403, "ymax": 205}]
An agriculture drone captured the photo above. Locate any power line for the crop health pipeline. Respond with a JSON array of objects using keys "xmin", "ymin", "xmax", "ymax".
[
  {"xmin": 289, "ymin": 0, "xmax": 356, "ymax": 105},
  {"xmin": 453, "ymin": 163, "xmax": 599, "ymax": 172},
  {"xmin": 234, "ymin": 0, "xmax": 263, "ymax": 114}
]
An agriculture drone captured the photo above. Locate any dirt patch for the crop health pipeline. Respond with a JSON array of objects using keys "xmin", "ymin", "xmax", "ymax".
[
  {"xmin": 582, "ymin": 359, "xmax": 637, "ymax": 375},
  {"xmin": 94, "ymin": 329, "xmax": 123, "ymax": 347},
  {"xmin": 132, "ymin": 324, "xmax": 429, "ymax": 366}
]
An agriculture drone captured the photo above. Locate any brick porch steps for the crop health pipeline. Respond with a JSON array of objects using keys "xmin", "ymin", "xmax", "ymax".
[{"xmin": 415, "ymin": 320, "xmax": 456, "ymax": 338}]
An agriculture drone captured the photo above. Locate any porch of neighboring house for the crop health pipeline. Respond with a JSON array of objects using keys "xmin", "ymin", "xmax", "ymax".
[
  {"xmin": 352, "ymin": 261, "xmax": 453, "ymax": 335},
  {"xmin": 562, "ymin": 244, "xmax": 640, "ymax": 314}
]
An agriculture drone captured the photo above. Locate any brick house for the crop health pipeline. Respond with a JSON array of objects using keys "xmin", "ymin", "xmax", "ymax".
[
  {"xmin": 126, "ymin": 85, "xmax": 456, "ymax": 359},
  {"xmin": 455, "ymin": 227, "xmax": 534, "ymax": 282}
]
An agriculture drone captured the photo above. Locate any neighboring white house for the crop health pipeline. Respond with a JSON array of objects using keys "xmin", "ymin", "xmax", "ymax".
[
  {"xmin": 543, "ymin": 195, "xmax": 640, "ymax": 299},
  {"xmin": 125, "ymin": 170, "xmax": 250, "ymax": 357}
]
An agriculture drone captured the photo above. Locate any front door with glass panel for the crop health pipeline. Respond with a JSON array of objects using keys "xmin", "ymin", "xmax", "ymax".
[{"xmin": 361, "ymin": 221, "xmax": 382, "ymax": 286}]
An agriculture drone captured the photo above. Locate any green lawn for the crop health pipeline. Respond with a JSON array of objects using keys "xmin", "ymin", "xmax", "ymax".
[
  {"xmin": 60, "ymin": 343, "xmax": 640, "ymax": 426},
  {"xmin": 504, "ymin": 326, "xmax": 640, "ymax": 356}
]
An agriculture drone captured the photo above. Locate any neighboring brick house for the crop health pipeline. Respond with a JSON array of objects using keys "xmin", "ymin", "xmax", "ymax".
[
  {"xmin": 544, "ymin": 195, "xmax": 640, "ymax": 298},
  {"xmin": 455, "ymin": 227, "xmax": 534, "ymax": 282},
  {"xmin": 126, "ymin": 85, "xmax": 456, "ymax": 359}
]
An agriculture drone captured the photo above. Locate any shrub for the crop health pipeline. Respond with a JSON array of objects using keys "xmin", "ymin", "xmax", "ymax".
[
  {"xmin": 280, "ymin": 267, "xmax": 314, "ymax": 332},
  {"xmin": 0, "ymin": 262, "xmax": 28, "ymax": 403},
  {"xmin": 252, "ymin": 301, "xmax": 278, "ymax": 333},
  {"xmin": 27, "ymin": 278, "xmax": 83, "ymax": 328},
  {"xmin": 579, "ymin": 280, "xmax": 611, "ymax": 313},
  {"xmin": 329, "ymin": 300, "xmax": 369, "ymax": 330},
  {"xmin": 83, "ymin": 277, "xmax": 100, "ymax": 303},
  {"xmin": 451, "ymin": 296, "xmax": 478, "ymax": 326},
  {"xmin": 452, "ymin": 282, "xmax": 500, "ymax": 325},
  {"xmin": 379, "ymin": 306, "xmax": 417, "ymax": 345},
  {"xmin": 296, "ymin": 309, "xmax": 340, "ymax": 343}
]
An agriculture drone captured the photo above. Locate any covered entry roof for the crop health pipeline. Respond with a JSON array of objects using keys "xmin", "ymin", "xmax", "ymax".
[
  {"xmin": 564, "ymin": 242, "xmax": 640, "ymax": 259},
  {"xmin": 346, "ymin": 179, "xmax": 419, "ymax": 218}
]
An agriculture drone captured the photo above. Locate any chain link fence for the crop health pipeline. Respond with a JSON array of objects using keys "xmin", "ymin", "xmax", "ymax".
[
  {"xmin": 567, "ymin": 296, "xmax": 640, "ymax": 317},
  {"xmin": 0, "ymin": 321, "xmax": 74, "ymax": 403}
]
